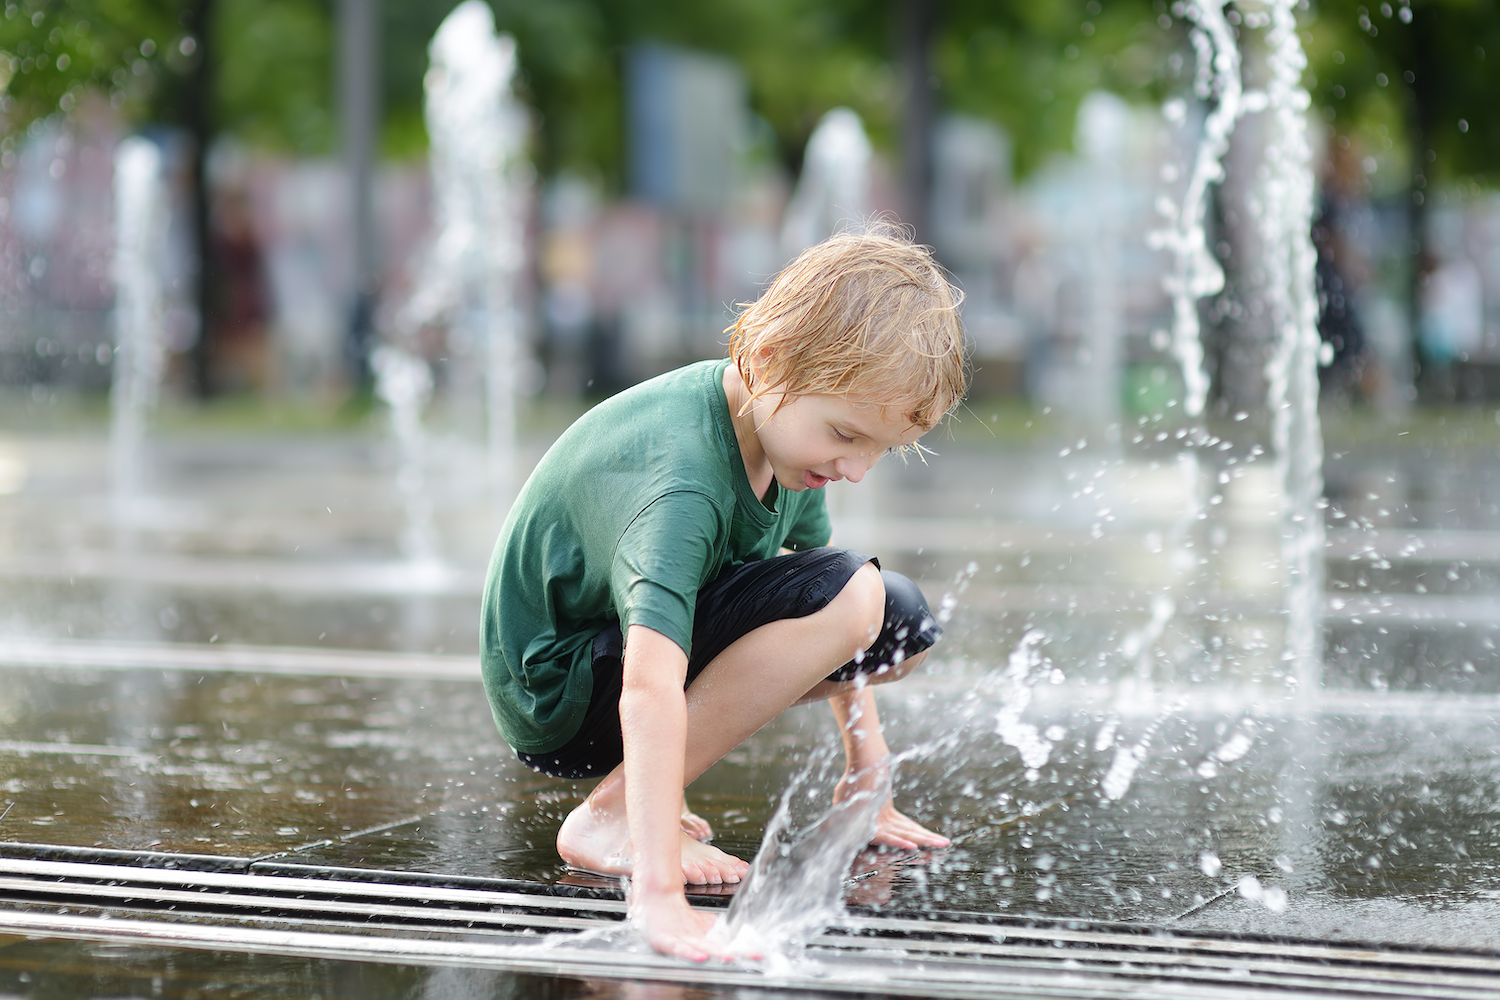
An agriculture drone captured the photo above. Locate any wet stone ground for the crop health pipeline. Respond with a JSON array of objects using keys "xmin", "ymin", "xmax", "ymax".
[
  {"xmin": 2, "ymin": 417, "xmax": 1500, "ymax": 993},
  {"xmin": 2, "ymin": 656, "xmax": 1499, "ymax": 954}
]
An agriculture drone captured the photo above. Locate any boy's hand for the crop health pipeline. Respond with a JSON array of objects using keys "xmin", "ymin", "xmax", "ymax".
[
  {"xmin": 834, "ymin": 766, "xmax": 951, "ymax": 851},
  {"xmin": 630, "ymin": 888, "xmax": 743, "ymax": 962},
  {"xmin": 868, "ymin": 799, "xmax": 951, "ymax": 850}
]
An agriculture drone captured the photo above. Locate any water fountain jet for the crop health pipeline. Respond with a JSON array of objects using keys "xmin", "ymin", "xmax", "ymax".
[
  {"xmin": 396, "ymin": 0, "xmax": 530, "ymax": 512},
  {"xmin": 109, "ymin": 137, "xmax": 169, "ymax": 528}
]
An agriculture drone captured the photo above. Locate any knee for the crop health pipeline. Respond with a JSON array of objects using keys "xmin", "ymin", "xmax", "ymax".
[
  {"xmin": 832, "ymin": 562, "xmax": 885, "ymax": 655},
  {"xmin": 880, "ymin": 570, "xmax": 932, "ymax": 630},
  {"xmin": 875, "ymin": 647, "xmax": 926, "ymax": 684}
]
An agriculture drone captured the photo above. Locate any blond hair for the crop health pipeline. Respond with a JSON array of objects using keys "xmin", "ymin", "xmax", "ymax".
[{"xmin": 728, "ymin": 227, "xmax": 967, "ymax": 430}]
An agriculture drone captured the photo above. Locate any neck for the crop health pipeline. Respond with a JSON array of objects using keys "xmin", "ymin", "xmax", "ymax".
[{"xmin": 723, "ymin": 364, "xmax": 773, "ymax": 499}]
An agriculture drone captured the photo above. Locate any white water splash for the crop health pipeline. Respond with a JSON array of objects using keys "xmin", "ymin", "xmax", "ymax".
[
  {"xmin": 712, "ymin": 751, "xmax": 887, "ymax": 971},
  {"xmin": 1100, "ymin": 741, "xmax": 1148, "ymax": 802},
  {"xmin": 1100, "ymin": 710, "xmax": 1173, "ymax": 802},
  {"xmin": 994, "ymin": 630, "xmax": 1058, "ymax": 773},
  {"xmin": 935, "ymin": 560, "xmax": 979, "ymax": 627},
  {"xmin": 1120, "ymin": 593, "xmax": 1177, "ymax": 685},
  {"xmin": 1237, "ymin": 873, "xmax": 1289, "ymax": 913},
  {"xmin": 1093, "ymin": 714, "xmax": 1121, "ymax": 752},
  {"xmin": 1195, "ymin": 716, "xmax": 1257, "ymax": 778},
  {"xmin": 109, "ymin": 137, "xmax": 168, "ymax": 521}
]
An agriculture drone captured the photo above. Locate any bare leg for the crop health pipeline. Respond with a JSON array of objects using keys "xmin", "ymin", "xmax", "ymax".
[{"xmin": 557, "ymin": 563, "xmax": 887, "ymax": 884}]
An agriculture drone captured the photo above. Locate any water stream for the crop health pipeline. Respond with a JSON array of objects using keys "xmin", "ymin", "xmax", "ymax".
[
  {"xmin": 709, "ymin": 0, "xmax": 1331, "ymax": 959},
  {"xmin": 108, "ymin": 137, "xmax": 168, "ymax": 526},
  {"xmin": 397, "ymin": 0, "xmax": 530, "ymax": 508}
]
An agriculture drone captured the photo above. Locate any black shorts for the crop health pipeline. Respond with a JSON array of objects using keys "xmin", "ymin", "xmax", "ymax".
[{"xmin": 516, "ymin": 547, "xmax": 941, "ymax": 779}]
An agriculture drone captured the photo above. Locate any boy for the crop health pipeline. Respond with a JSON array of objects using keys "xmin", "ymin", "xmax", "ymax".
[{"xmin": 481, "ymin": 229, "xmax": 966, "ymax": 960}]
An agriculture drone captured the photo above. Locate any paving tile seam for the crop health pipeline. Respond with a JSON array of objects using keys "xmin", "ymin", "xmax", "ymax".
[
  {"xmin": 246, "ymin": 814, "xmax": 430, "ymax": 863},
  {"xmin": 0, "ymin": 552, "xmax": 485, "ymax": 595}
]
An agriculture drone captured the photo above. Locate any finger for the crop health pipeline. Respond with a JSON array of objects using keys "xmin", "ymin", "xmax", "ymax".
[
  {"xmin": 659, "ymin": 937, "xmax": 710, "ymax": 963},
  {"xmin": 898, "ymin": 821, "xmax": 951, "ymax": 846},
  {"xmin": 871, "ymin": 831, "xmax": 920, "ymax": 850}
]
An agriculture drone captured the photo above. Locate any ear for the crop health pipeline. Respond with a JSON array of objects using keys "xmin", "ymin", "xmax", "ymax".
[{"xmin": 744, "ymin": 346, "xmax": 775, "ymax": 387}]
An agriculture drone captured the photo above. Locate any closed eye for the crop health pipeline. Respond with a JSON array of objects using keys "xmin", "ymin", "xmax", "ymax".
[{"xmin": 833, "ymin": 428, "xmax": 855, "ymax": 443}]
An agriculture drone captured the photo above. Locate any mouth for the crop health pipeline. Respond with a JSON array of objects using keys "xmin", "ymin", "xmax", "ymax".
[{"xmin": 802, "ymin": 471, "xmax": 831, "ymax": 490}]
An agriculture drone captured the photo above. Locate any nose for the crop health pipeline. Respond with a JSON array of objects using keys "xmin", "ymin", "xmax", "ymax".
[{"xmin": 835, "ymin": 453, "xmax": 875, "ymax": 483}]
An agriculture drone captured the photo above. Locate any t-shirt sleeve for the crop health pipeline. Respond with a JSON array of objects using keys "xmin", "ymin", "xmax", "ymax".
[
  {"xmin": 783, "ymin": 489, "xmax": 832, "ymax": 551},
  {"xmin": 610, "ymin": 491, "xmax": 723, "ymax": 657}
]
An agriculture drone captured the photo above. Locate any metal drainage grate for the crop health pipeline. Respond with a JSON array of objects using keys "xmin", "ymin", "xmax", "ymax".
[{"xmin": 0, "ymin": 857, "xmax": 1496, "ymax": 1000}]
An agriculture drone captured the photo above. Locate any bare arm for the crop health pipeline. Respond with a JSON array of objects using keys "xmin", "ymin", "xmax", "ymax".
[
  {"xmin": 829, "ymin": 683, "xmax": 951, "ymax": 850},
  {"xmin": 619, "ymin": 624, "xmax": 726, "ymax": 959}
]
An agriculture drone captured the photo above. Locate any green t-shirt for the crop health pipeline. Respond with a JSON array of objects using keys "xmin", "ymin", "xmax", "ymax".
[{"xmin": 480, "ymin": 359, "xmax": 832, "ymax": 753}]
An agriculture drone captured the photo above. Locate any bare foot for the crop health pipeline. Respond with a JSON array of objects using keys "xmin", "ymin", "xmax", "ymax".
[
  {"xmin": 680, "ymin": 796, "xmax": 713, "ymax": 842},
  {"xmin": 558, "ymin": 786, "xmax": 747, "ymax": 885}
]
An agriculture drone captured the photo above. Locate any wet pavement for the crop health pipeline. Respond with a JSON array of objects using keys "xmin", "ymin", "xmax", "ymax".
[
  {"xmin": 1, "ymin": 413, "xmax": 1499, "ymax": 993},
  {"xmin": 0, "ymin": 653, "xmax": 1498, "ymax": 952}
]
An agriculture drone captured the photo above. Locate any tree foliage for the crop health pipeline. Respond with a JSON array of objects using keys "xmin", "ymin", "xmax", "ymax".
[
  {"xmin": 1306, "ymin": 0, "xmax": 1500, "ymax": 188},
  {"xmin": 0, "ymin": 0, "xmax": 1496, "ymax": 190}
]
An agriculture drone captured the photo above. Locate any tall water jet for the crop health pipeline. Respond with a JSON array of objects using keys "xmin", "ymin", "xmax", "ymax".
[
  {"xmin": 1257, "ymin": 0, "xmax": 1325, "ymax": 699},
  {"xmin": 781, "ymin": 108, "xmax": 878, "ymax": 545},
  {"xmin": 371, "ymin": 345, "xmax": 439, "ymax": 570},
  {"xmin": 1147, "ymin": 0, "xmax": 1323, "ymax": 697},
  {"xmin": 398, "ymin": 0, "xmax": 529, "ymax": 508},
  {"xmin": 780, "ymin": 108, "xmax": 872, "ymax": 258},
  {"xmin": 109, "ymin": 137, "xmax": 169, "ymax": 523},
  {"xmin": 1131, "ymin": 0, "xmax": 1241, "ymax": 695}
]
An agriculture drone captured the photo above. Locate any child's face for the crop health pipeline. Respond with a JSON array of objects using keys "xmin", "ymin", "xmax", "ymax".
[{"xmin": 749, "ymin": 391, "xmax": 930, "ymax": 492}]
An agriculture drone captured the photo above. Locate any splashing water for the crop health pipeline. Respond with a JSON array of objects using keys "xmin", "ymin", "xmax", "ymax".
[
  {"xmin": 1138, "ymin": 0, "xmax": 1324, "ymax": 697},
  {"xmin": 712, "ymin": 724, "xmax": 889, "ymax": 970},
  {"xmin": 109, "ymin": 137, "xmax": 168, "ymax": 522},
  {"xmin": 994, "ymin": 630, "xmax": 1059, "ymax": 774},
  {"xmin": 1195, "ymin": 715, "xmax": 1258, "ymax": 778},
  {"xmin": 1119, "ymin": 0, "xmax": 1244, "ymax": 695},
  {"xmin": 1099, "ymin": 709, "xmax": 1174, "ymax": 802}
]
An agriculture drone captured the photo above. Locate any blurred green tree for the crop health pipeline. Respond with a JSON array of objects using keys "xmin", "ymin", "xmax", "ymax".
[
  {"xmin": 4, "ymin": 1, "xmax": 1496, "ymax": 189},
  {"xmin": 0, "ymin": 0, "xmax": 333, "ymax": 152}
]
